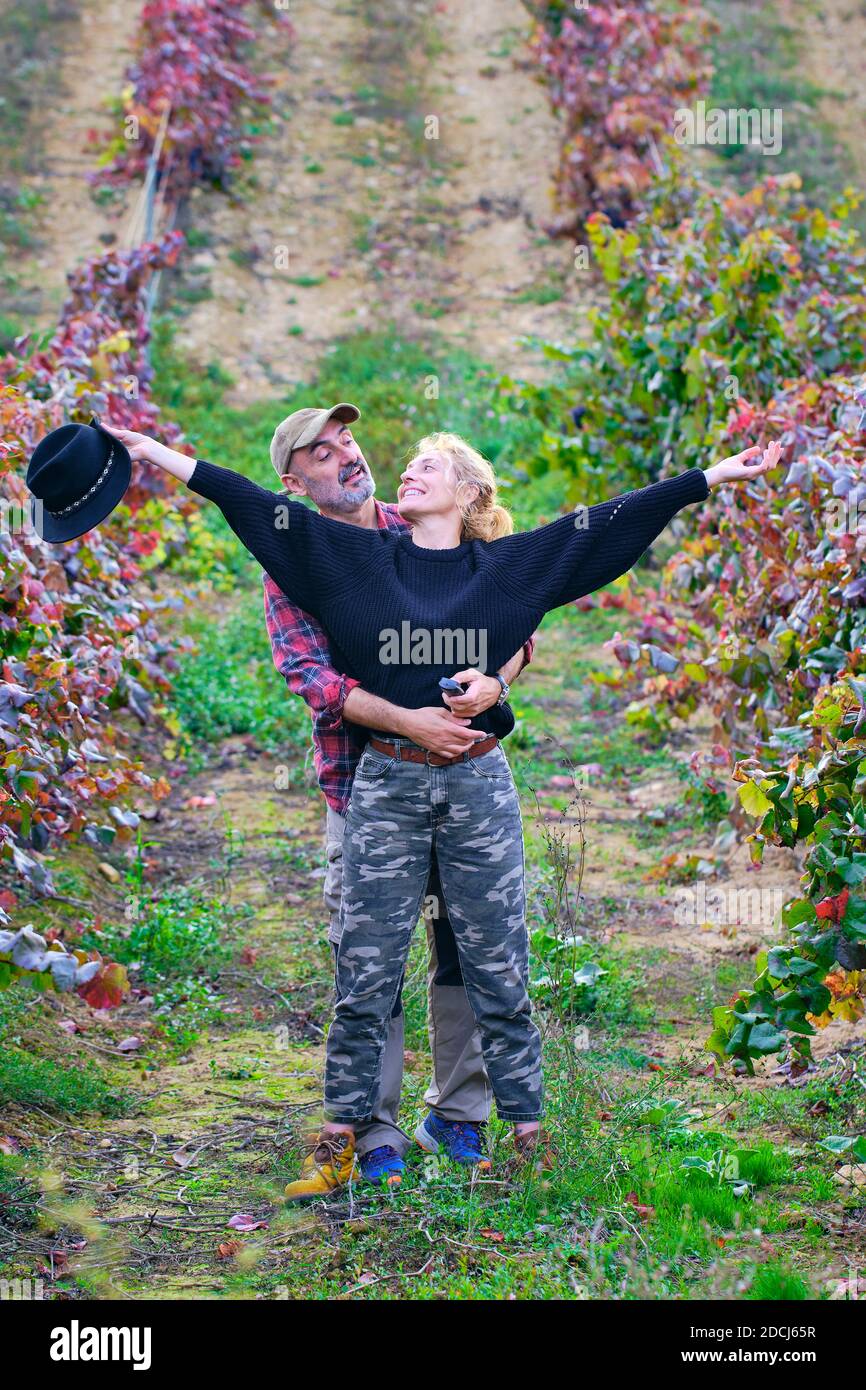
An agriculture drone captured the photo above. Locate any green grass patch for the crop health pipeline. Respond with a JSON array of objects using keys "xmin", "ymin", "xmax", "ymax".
[
  {"xmin": 75, "ymin": 844, "xmax": 257, "ymax": 1051},
  {"xmin": 513, "ymin": 271, "xmax": 566, "ymax": 305},
  {"xmin": 0, "ymin": 1048, "xmax": 131, "ymax": 1117},
  {"xmin": 745, "ymin": 1263, "xmax": 814, "ymax": 1301},
  {"xmin": 0, "ymin": 1151, "xmax": 40, "ymax": 1233},
  {"xmin": 166, "ymin": 588, "xmax": 311, "ymax": 763},
  {"xmin": 262, "ymin": 1042, "xmax": 818, "ymax": 1300}
]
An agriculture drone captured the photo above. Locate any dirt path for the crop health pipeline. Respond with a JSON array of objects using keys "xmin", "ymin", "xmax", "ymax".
[
  {"xmin": 173, "ymin": 0, "xmax": 589, "ymax": 403},
  {"xmin": 778, "ymin": 0, "xmax": 866, "ymax": 191},
  {"xmin": 3, "ymin": 753, "xmax": 333, "ymax": 1299},
  {"xmin": 26, "ymin": 0, "xmax": 138, "ymax": 323}
]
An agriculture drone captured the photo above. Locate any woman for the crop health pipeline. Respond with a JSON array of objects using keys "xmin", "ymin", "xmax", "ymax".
[{"xmin": 106, "ymin": 422, "xmax": 779, "ymax": 1193}]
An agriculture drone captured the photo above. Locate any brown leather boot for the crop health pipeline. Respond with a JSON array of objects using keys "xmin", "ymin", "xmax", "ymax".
[{"xmin": 284, "ymin": 1131, "xmax": 356, "ymax": 1202}]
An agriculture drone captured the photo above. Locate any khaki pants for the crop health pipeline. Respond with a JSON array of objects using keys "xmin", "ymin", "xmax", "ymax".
[{"xmin": 324, "ymin": 806, "xmax": 491, "ymax": 1155}]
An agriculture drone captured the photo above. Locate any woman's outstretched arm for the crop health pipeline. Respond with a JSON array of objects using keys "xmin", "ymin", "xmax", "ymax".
[
  {"xmin": 103, "ymin": 427, "xmax": 378, "ymax": 617},
  {"xmin": 486, "ymin": 442, "xmax": 781, "ymax": 613}
]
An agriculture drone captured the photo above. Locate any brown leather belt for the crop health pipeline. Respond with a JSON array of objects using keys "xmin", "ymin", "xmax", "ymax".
[{"xmin": 369, "ymin": 734, "xmax": 498, "ymax": 768}]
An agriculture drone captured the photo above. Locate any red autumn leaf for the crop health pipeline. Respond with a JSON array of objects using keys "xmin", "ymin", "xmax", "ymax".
[
  {"xmin": 624, "ymin": 1192, "xmax": 655, "ymax": 1221},
  {"xmin": 78, "ymin": 960, "xmax": 130, "ymax": 1011},
  {"xmin": 217, "ymin": 1240, "xmax": 243, "ymax": 1260},
  {"xmin": 816, "ymin": 889, "xmax": 849, "ymax": 924}
]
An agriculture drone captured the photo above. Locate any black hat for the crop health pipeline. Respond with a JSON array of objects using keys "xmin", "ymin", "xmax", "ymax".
[{"xmin": 26, "ymin": 416, "xmax": 132, "ymax": 543}]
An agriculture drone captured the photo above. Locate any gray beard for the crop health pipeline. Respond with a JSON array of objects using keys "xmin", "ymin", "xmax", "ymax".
[{"xmin": 318, "ymin": 474, "xmax": 376, "ymax": 513}]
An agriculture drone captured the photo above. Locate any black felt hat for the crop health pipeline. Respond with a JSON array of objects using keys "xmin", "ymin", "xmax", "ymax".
[{"xmin": 26, "ymin": 416, "xmax": 132, "ymax": 543}]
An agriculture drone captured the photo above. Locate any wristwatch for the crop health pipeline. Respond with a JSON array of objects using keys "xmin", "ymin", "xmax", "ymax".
[{"xmin": 493, "ymin": 673, "xmax": 510, "ymax": 706}]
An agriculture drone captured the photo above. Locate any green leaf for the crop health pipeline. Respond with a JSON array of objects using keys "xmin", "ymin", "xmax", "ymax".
[
  {"xmin": 684, "ymin": 663, "xmax": 707, "ymax": 683},
  {"xmin": 705, "ymin": 1028, "xmax": 729, "ymax": 1059},
  {"xmin": 745, "ymin": 1021, "xmax": 788, "ymax": 1056},
  {"xmin": 837, "ymin": 854, "xmax": 866, "ymax": 886},
  {"xmin": 818, "ymin": 1135, "xmax": 857, "ymax": 1155},
  {"xmin": 842, "ymin": 894, "xmax": 866, "ymax": 939}
]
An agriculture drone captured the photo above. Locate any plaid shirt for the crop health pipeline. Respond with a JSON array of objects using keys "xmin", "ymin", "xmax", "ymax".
[{"xmin": 263, "ymin": 499, "xmax": 534, "ymax": 815}]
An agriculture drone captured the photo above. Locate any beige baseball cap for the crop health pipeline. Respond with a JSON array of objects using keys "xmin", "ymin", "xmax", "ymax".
[{"xmin": 270, "ymin": 403, "xmax": 361, "ymax": 481}]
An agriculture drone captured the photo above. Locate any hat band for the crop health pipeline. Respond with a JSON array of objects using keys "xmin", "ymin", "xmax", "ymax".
[{"xmin": 45, "ymin": 445, "xmax": 116, "ymax": 520}]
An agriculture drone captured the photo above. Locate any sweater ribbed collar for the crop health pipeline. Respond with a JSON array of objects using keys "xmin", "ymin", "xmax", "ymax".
[{"xmin": 396, "ymin": 533, "xmax": 474, "ymax": 562}]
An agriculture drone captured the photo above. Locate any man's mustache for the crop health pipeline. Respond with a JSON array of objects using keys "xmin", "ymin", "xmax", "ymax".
[{"xmin": 339, "ymin": 459, "xmax": 369, "ymax": 484}]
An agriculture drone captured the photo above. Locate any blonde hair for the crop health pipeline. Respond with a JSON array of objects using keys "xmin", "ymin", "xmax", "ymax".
[{"xmin": 410, "ymin": 432, "xmax": 513, "ymax": 542}]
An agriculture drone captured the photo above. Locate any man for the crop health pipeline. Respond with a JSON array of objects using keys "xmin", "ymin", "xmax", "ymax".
[{"xmin": 262, "ymin": 403, "xmax": 533, "ymax": 1195}]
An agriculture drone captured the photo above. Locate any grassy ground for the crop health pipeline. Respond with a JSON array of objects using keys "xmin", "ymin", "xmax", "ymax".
[
  {"xmin": 1, "ymin": 598, "xmax": 857, "ymax": 1299},
  {"xmin": 705, "ymin": 0, "xmax": 865, "ymax": 232},
  {"xmin": 0, "ymin": 0, "xmax": 83, "ymax": 346},
  {"xmin": 1, "ymin": 333, "xmax": 863, "ymax": 1300}
]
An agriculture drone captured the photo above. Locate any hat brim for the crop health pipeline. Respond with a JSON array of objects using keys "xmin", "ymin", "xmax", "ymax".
[
  {"xmin": 293, "ymin": 403, "xmax": 361, "ymax": 451},
  {"xmin": 32, "ymin": 424, "xmax": 132, "ymax": 543}
]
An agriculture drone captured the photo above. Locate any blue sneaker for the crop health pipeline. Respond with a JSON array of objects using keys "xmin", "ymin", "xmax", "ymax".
[
  {"xmin": 414, "ymin": 1113, "xmax": 491, "ymax": 1170},
  {"xmin": 359, "ymin": 1145, "xmax": 405, "ymax": 1187}
]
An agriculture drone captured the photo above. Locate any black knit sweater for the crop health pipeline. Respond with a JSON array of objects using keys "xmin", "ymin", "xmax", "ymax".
[{"xmin": 189, "ymin": 459, "xmax": 709, "ymax": 739}]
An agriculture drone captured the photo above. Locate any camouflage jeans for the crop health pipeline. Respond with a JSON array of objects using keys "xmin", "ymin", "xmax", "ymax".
[{"xmin": 325, "ymin": 741, "xmax": 543, "ymax": 1124}]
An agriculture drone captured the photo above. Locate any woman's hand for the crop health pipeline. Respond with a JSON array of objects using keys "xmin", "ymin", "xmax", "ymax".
[
  {"xmin": 441, "ymin": 670, "xmax": 503, "ymax": 717},
  {"xmin": 102, "ymin": 426, "xmax": 196, "ymax": 484},
  {"xmin": 704, "ymin": 440, "xmax": 781, "ymax": 489}
]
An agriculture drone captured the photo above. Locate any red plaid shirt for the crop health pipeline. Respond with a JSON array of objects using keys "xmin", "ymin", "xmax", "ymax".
[{"xmin": 263, "ymin": 499, "xmax": 534, "ymax": 815}]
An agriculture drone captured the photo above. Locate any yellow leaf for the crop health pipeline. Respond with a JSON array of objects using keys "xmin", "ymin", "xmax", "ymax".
[
  {"xmin": 738, "ymin": 781, "xmax": 773, "ymax": 818},
  {"xmin": 830, "ymin": 996, "xmax": 865, "ymax": 1024},
  {"xmin": 97, "ymin": 331, "xmax": 132, "ymax": 358}
]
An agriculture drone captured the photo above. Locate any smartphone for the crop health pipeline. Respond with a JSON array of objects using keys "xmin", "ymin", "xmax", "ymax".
[{"xmin": 438, "ymin": 677, "xmax": 465, "ymax": 694}]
